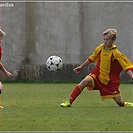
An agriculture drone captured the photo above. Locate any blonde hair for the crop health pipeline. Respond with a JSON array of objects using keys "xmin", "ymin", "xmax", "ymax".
[
  {"xmin": 0, "ymin": 29, "xmax": 6, "ymax": 37},
  {"xmin": 103, "ymin": 28, "xmax": 117, "ymax": 39}
]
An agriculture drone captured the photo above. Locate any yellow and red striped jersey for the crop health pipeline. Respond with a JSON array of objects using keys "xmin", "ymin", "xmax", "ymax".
[{"xmin": 88, "ymin": 43, "xmax": 133, "ymax": 85}]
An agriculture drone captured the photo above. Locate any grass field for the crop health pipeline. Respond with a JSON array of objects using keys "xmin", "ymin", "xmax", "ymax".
[{"xmin": 0, "ymin": 83, "xmax": 133, "ymax": 131}]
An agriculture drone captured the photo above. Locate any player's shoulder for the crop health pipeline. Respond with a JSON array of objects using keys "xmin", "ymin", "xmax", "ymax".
[
  {"xmin": 113, "ymin": 46, "xmax": 121, "ymax": 54},
  {"xmin": 99, "ymin": 43, "xmax": 104, "ymax": 48},
  {"xmin": 113, "ymin": 46, "xmax": 124, "ymax": 59},
  {"xmin": 95, "ymin": 43, "xmax": 104, "ymax": 50},
  {"xmin": 93, "ymin": 44, "xmax": 105, "ymax": 54}
]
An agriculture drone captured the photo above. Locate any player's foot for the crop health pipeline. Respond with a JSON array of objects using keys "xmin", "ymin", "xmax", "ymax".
[
  {"xmin": 60, "ymin": 100, "xmax": 71, "ymax": 107},
  {"xmin": 124, "ymin": 102, "xmax": 133, "ymax": 107},
  {"xmin": 0, "ymin": 88, "xmax": 2, "ymax": 94},
  {"xmin": 0, "ymin": 106, "xmax": 4, "ymax": 109}
]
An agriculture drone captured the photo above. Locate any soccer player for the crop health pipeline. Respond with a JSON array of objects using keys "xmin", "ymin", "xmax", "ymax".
[
  {"xmin": 0, "ymin": 29, "xmax": 13, "ymax": 109},
  {"xmin": 60, "ymin": 28, "xmax": 133, "ymax": 107}
]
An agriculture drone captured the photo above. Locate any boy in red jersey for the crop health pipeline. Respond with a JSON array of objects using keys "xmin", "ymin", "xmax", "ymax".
[
  {"xmin": 0, "ymin": 29, "xmax": 13, "ymax": 109},
  {"xmin": 60, "ymin": 28, "xmax": 133, "ymax": 107}
]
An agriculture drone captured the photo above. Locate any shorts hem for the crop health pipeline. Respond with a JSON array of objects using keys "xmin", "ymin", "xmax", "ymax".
[
  {"xmin": 101, "ymin": 93, "xmax": 121, "ymax": 99},
  {"xmin": 85, "ymin": 75, "xmax": 95, "ymax": 90}
]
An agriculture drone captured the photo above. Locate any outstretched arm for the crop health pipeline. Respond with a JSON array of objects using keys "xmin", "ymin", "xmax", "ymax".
[
  {"xmin": 127, "ymin": 70, "xmax": 133, "ymax": 80},
  {"xmin": 0, "ymin": 61, "xmax": 13, "ymax": 79},
  {"xmin": 73, "ymin": 59, "xmax": 91, "ymax": 73}
]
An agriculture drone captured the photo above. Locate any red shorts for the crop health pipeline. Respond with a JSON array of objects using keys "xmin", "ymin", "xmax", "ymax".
[{"xmin": 86, "ymin": 73, "xmax": 121, "ymax": 99}]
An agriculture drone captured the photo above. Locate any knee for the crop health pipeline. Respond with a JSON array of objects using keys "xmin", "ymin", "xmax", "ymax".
[{"xmin": 80, "ymin": 78, "xmax": 92, "ymax": 88}]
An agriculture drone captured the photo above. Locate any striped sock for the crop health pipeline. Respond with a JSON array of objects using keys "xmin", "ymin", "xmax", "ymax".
[{"xmin": 69, "ymin": 85, "xmax": 83, "ymax": 104}]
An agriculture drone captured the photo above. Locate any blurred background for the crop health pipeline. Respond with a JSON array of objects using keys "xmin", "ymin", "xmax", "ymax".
[{"xmin": 0, "ymin": 2, "xmax": 132, "ymax": 82}]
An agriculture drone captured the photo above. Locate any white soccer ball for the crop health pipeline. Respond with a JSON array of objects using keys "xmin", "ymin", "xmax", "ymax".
[{"xmin": 46, "ymin": 55, "xmax": 63, "ymax": 72}]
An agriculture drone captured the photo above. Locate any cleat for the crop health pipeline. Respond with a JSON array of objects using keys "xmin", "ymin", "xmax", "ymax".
[
  {"xmin": 0, "ymin": 89, "xmax": 2, "ymax": 94},
  {"xmin": 0, "ymin": 106, "xmax": 4, "ymax": 109},
  {"xmin": 124, "ymin": 102, "xmax": 133, "ymax": 107},
  {"xmin": 60, "ymin": 100, "xmax": 71, "ymax": 107}
]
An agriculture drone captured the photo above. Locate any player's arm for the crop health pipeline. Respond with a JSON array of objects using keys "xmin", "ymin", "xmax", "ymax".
[
  {"xmin": 0, "ymin": 61, "xmax": 13, "ymax": 79},
  {"xmin": 73, "ymin": 59, "xmax": 91, "ymax": 73},
  {"xmin": 127, "ymin": 70, "xmax": 133, "ymax": 80},
  {"xmin": 115, "ymin": 50, "xmax": 133, "ymax": 79},
  {"xmin": 73, "ymin": 45, "xmax": 101, "ymax": 73}
]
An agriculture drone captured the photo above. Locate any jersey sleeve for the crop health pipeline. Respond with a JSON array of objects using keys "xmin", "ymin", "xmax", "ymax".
[
  {"xmin": 88, "ymin": 44, "xmax": 102, "ymax": 62},
  {"xmin": 115, "ymin": 49, "xmax": 133, "ymax": 72}
]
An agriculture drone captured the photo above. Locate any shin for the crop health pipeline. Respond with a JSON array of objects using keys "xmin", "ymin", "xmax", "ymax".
[{"xmin": 69, "ymin": 77, "xmax": 92, "ymax": 104}]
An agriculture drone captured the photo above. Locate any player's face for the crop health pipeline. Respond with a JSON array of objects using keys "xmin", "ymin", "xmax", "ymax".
[{"xmin": 103, "ymin": 34, "xmax": 116, "ymax": 49}]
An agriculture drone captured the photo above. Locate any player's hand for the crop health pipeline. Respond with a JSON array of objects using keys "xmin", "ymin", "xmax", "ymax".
[
  {"xmin": 6, "ymin": 71, "xmax": 13, "ymax": 79},
  {"xmin": 73, "ymin": 66, "xmax": 82, "ymax": 73},
  {"xmin": 127, "ymin": 70, "xmax": 133, "ymax": 80},
  {"xmin": 0, "ymin": 82, "xmax": 3, "ymax": 94},
  {"xmin": 131, "ymin": 71, "xmax": 133, "ymax": 80},
  {"xmin": 0, "ymin": 82, "xmax": 3, "ymax": 89}
]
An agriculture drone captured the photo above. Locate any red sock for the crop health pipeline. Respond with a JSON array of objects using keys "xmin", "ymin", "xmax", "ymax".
[{"xmin": 69, "ymin": 85, "xmax": 83, "ymax": 104}]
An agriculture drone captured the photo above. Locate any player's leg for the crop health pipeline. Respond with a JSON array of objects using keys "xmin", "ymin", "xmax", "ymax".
[
  {"xmin": 69, "ymin": 77, "xmax": 93, "ymax": 104},
  {"xmin": 60, "ymin": 77, "xmax": 93, "ymax": 107},
  {"xmin": 113, "ymin": 96, "xmax": 125, "ymax": 107},
  {"xmin": 113, "ymin": 96, "xmax": 133, "ymax": 107},
  {"xmin": 0, "ymin": 82, "xmax": 3, "ymax": 108}
]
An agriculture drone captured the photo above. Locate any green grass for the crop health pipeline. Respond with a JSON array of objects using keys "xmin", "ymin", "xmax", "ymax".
[{"xmin": 0, "ymin": 83, "xmax": 133, "ymax": 131}]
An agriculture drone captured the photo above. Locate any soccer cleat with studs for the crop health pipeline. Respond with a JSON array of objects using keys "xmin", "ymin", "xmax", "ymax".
[
  {"xmin": 60, "ymin": 100, "xmax": 71, "ymax": 107},
  {"xmin": 124, "ymin": 102, "xmax": 133, "ymax": 107}
]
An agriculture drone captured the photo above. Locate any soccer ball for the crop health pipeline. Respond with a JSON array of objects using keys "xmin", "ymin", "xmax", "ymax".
[{"xmin": 46, "ymin": 55, "xmax": 63, "ymax": 72}]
